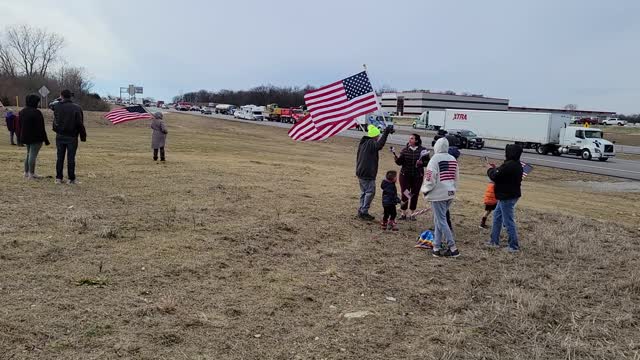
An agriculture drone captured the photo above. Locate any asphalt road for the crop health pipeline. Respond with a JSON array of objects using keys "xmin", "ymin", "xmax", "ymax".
[
  {"xmin": 395, "ymin": 125, "xmax": 640, "ymax": 155},
  {"xmin": 167, "ymin": 109, "xmax": 640, "ymax": 181}
]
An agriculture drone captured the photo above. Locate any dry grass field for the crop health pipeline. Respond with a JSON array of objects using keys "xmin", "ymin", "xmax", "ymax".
[{"xmin": 1, "ymin": 111, "xmax": 640, "ymax": 359}]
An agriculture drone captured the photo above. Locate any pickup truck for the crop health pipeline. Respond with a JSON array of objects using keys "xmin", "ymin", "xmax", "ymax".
[{"xmin": 603, "ymin": 118, "xmax": 627, "ymax": 126}]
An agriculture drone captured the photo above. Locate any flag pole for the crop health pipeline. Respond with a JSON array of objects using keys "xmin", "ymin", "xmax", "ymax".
[{"xmin": 362, "ymin": 64, "xmax": 389, "ymax": 128}]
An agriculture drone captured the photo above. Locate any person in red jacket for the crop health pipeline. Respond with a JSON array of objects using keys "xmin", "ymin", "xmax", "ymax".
[{"xmin": 480, "ymin": 182, "xmax": 497, "ymax": 229}]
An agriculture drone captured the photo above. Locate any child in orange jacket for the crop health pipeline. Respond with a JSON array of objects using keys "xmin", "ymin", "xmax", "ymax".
[{"xmin": 480, "ymin": 182, "xmax": 497, "ymax": 229}]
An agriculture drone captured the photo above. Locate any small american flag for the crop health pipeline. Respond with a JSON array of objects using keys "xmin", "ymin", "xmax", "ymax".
[
  {"xmin": 438, "ymin": 161, "xmax": 458, "ymax": 181},
  {"xmin": 304, "ymin": 71, "xmax": 379, "ymax": 130},
  {"xmin": 104, "ymin": 105, "xmax": 154, "ymax": 125},
  {"xmin": 521, "ymin": 162, "xmax": 534, "ymax": 178}
]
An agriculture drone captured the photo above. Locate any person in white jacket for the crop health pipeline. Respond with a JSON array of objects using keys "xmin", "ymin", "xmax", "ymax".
[{"xmin": 421, "ymin": 137, "xmax": 460, "ymax": 258}]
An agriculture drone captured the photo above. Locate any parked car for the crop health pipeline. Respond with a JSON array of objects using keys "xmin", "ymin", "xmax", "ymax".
[
  {"xmin": 201, "ymin": 107, "xmax": 212, "ymax": 115},
  {"xmin": 603, "ymin": 118, "xmax": 627, "ymax": 126},
  {"xmin": 189, "ymin": 106, "xmax": 201, "ymax": 112},
  {"xmin": 573, "ymin": 117, "xmax": 598, "ymax": 125}
]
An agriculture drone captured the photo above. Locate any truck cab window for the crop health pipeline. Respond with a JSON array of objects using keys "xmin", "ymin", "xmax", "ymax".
[{"xmin": 575, "ymin": 130, "xmax": 584, "ymax": 139}]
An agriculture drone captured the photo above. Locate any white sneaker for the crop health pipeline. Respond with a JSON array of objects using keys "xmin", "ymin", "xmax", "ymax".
[
  {"xmin": 55, "ymin": 179, "xmax": 63, "ymax": 184},
  {"xmin": 28, "ymin": 174, "xmax": 41, "ymax": 180},
  {"xmin": 24, "ymin": 172, "xmax": 29, "ymax": 178},
  {"xmin": 68, "ymin": 180, "xmax": 78, "ymax": 185}
]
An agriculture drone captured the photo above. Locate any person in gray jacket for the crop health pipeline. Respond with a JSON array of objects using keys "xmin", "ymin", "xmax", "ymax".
[
  {"xmin": 356, "ymin": 124, "xmax": 391, "ymax": 221},
  {"xmin": 151, "ymin": 112, "xmax": 168, "ymax": 161}
]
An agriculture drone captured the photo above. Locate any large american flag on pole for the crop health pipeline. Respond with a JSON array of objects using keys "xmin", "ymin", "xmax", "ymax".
[
  {"xmin": 288, "ymin": 71, "xmax": 379, "ymax": 141},
  {"xmin": 104, "ymin": 105, "xmax": 154, "ymax": 125}
]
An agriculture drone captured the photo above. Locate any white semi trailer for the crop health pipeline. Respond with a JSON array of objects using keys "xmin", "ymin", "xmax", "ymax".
[{"xmin": 426, "ymin": 109, "xmax": 616, "ymax": 161}]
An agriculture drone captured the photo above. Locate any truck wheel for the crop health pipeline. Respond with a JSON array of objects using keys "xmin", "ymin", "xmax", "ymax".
[
  {"xmin": 598, "ymin": 157, "xmax": 608, "ymax": 162},
  {"xmin": 536, "ymin": 145, "xmax": 548, "ymax": 155},
  {"xmin": 552, "ymin": 150, "xmax": 561, "ymax": 156},
  {"xmin": 412, "ymin": 124, "xmax": 416, "ymax": 129},
  {"xmin": 581, "ymin": 149, "xmax": 592, "ymax": 160}
]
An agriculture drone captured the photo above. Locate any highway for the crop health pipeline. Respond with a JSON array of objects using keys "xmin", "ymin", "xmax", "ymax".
[
  {"xmin": 394, "ymin": 124, "xmax": 640, "ymax": 155},
  {"xmin": 167, "ymin": 109, "xmax": 640, "ymax": 181}
]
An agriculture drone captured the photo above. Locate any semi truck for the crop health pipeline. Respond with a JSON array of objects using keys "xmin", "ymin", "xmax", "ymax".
[
  {"xmin": 426, "ymin": 109, "xmax": 615, "ymax": 161},
  {"xmin": 265, "ymin": 104, "xmax": 305, "ymax": 123}
]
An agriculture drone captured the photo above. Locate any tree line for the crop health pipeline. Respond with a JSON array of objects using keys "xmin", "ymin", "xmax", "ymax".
[
  {"xmin": 173, "ymin": 86, "xmax": 316, "ymax": 108},
  {"xmin": 0, "ymin": 24, "xmax": 108, "ymax": 111},
  {"xmin": 618, "ymin": 114, "xmax": 640, "ymax": 123}
]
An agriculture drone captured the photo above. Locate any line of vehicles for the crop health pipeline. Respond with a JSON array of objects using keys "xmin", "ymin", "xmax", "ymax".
[
  {"xmin": 414, "ymin": 109, "xmax": 616, "ymax": 161},
  {"xmin": 168, "ymin": 102, "xmax": 307, "ymax": 122},
  {"xmin": 162, "ymin": 100, "xmax": 617, "ymax": 162}
]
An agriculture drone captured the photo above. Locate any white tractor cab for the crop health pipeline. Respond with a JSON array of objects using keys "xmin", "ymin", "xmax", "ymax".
[
  {"xmin": 555, "ymin": 126, "xmax": 615, "ymax": 161},
  {"xmin": 534, "ymin": 125, "xmax": 615, "ymax": 161},
  {"xmin": 355, "ymin": 111, "xmax": 394, "ymax": 132}
]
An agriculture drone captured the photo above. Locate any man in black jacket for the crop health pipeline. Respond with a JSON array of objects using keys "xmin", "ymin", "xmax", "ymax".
[
  {"xmin": 356, "ymin": 125, "xmax": 391, "ymax": 220},
  {"xmin": 486, "ymin": 144, "xmax": 523, "ymax": 252},
  {"xmin": 53, "ymin": 90, "xmax": 87, "ymax": 184}
]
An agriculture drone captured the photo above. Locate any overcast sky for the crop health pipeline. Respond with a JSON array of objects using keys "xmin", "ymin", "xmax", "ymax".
[{"xmin": 2, "ymin": 0, "xmax": 639, "ymax": 113}]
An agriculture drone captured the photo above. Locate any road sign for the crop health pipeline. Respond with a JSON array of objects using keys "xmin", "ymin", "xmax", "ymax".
[
  {"xmin": 135, "ymin": 87, "xmax": 143, "ymax": 94},
  {"xmin": 39, "ymin": 86, "xmax": 50, "ymax": 97}
]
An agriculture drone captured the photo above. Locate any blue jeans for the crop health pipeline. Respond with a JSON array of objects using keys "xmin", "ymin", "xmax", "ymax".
[
  {"xmin": 490, "ymin": 198, "xmax": 519, "ymax": 250},
  {"xmin": 24, "ymin": 142, "xmax": 43, "ymax": 174},
  {"xmin": 431, "ymin": 200, "xmax": 456, "ymax": 251},
  {"xmin": 358, "ymin": 178, "xmax": 376, "ymax": 215},
  {"xmin": 56, "ymin": 136, "xmax": 79, "ymax": 181}
]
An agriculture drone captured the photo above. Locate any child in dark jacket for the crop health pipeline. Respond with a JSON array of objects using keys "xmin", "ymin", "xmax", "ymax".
[{"xmin": 381, "ymin": 170, "xmax": 402, "ymax": 231}]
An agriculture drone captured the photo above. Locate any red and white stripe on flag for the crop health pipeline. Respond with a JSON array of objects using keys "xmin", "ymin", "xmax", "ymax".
[
  {"xmin": 288, "ymin": 114, "xmax": 356, "ymax": 142},
  {"xmin": 104, "ymin": 105, "xmax": 154, "ymax": 125},
  {"xmin": 304, "ymin": 71, "xmax": 380, "ymax": 129}
]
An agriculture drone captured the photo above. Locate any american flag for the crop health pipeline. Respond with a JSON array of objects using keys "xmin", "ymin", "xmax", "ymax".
[
  {"xmin": 438, "ymin": 161, "xmax": 458, "ymax": 181},
  {"xmin": 304, "ymin": 72, "xmax": 379, "ymax": 130},
  {"xmin": 288, "ymin": 114, "xmax": 356, "ymax": 141},
  {"xmin": 521, "ymin": 162, "xmax": 534, "ymax": 178},
  {"xmin": 104, "ymin": 105, "xmax": 154, "ymax": 125}
]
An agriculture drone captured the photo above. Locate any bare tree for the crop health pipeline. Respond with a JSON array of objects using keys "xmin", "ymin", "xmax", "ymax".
[
  {"xmin": 38, "ymin": 31, "xmax": 64, "ymax": 77},
  {"xmin": 5, "ymin": 24, "xmax": 64, "ymax": 78},
  {"xmin": 564, "ymin": 104, "xmax": 578, "ymax": 111},
  {"xmin": 0, "ymin": 41, "xmax": 17, "ymax": 76},
  {"xmin": 57, "ymin": 65, "xmax": 92, "ymax": 95}
]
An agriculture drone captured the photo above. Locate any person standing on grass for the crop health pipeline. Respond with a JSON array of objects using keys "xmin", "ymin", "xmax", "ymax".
[
  {"xmin": 6, "ymin": 109, "xmax": 17, "ymax": 145},
  {"xmin": 356, "ymin": 124, "xmax": 391, "ymax": 221},
  {"xmin": 422, "ymin": 137, "xmax": 460, "ymax": 258},
  {"xmin": 53, "ymin": 90, "xmax": 86, "ymax": 185},
  {"xmin": 393, "ymin": 133, "xmax": 428, "ymax": 221},
  {"xmin": 380, "ymin": 170, "xmax": 401, "ymax": 231},
  {"xmin": 19, "ymin": 95, "xmax": 50, "ymax": 179},
  {"xmin": 480, "ymin": 181, "xmax": 497, "ymax": 229},
  {"xmin": 151, "ymin": 112, "xmax": 168, "ymax": 161},
  {"xmin": 486, "ymin": 144, "xmax": 523, "ymax": 253}
]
